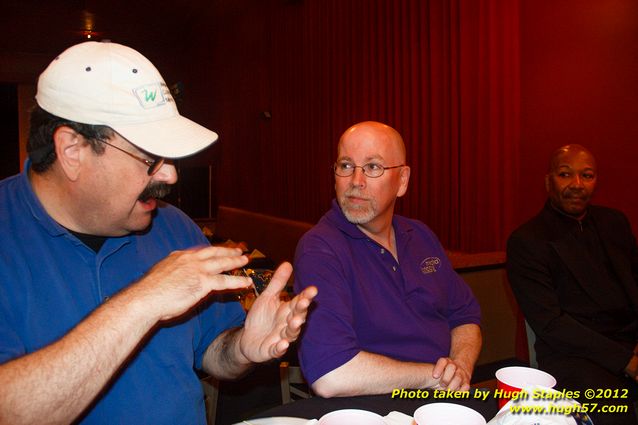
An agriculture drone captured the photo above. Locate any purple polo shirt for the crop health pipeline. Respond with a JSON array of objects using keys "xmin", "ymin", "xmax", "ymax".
[{"xmin": 294, "ymin": 200, "xmax": 481, "ymax": 385}]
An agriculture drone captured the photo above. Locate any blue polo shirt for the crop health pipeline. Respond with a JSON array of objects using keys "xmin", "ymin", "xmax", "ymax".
[
  {"xmin": 0, "ymin": 166, "xmax": 245, "ymax": 424},
  {"xmin": 294, "ymin": 200, "xmax": 481, "ymax": 385}
]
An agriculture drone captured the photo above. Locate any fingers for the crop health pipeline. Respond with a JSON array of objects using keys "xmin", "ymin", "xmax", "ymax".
[
  {"xmin": 236, "ymin": 269, "xmax": 317, "ymax": 363},
  {"xmin": 281, "ymin": 286, "xmax": 317, "ymax": 340},
  {"xmin": 140, "ymin": 247, "xmax": 255, "ymax": 322},
  {"xmin": 440, "ymin": 366, "xmax": 462, "ymax": 391},
  {"xmin": 166, "ymin": 247, "xmax": 252, "ymax": 290},
  {"xmin": 193, "ymin": 247, "xmax": 254, "ymax": 291},
  {"xmin": 253, "ymin": 285, "xmax": 318, "ymax": 353},
  {"xmin": 432, "ymin": 357, "xmax": 449, "ymax": 379},
  {"xmin": 194, "ymin": 245, "xmax": 244, "ymax": 259},
  {"xmin": 261, "ymin": 262, "xmax": 293, "ymax": 296},
  {"xmin": 440, "ymin": 365, "xmax": 470, "ymax": 391},
  {"xmin": 194, "ymin": 246, "xmax": 250, "ymax": 274},
  {"xmin": 209, "ymin": 274, "xmax": 253, "ymax": 291},
  {"xmin": 288, "ymin": 285, "xmax": 318, "ymax": 315},
  {"xmin": 270, "ymin": 312, "xmax": 308, "ymax": 359},
  {"xmin": 432, "ymin": 358, "xmax": 470, "ymax": 391},
  {"xmin": 271, "ymin": 339, "xmax": 290, "ymax": 359},
  {"xmin": 192, "ymin": 247, "xmax": 252, "ymax": 290},
  {"xmin": 298, "ymin": 285, "xmax": 318, "ymax": 304},
  {"xmin": 281, "ymin": 312, "xmax": 306, "ymax": 341},
  {"xmin": 292, "ymin": 286, "xmax": 318, "ymax": 310},
  {"xmin": 439, "ymin": 360, "xmax": 457, "ymax": 387}
]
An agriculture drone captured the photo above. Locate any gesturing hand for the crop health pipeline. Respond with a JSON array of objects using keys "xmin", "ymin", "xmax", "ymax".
[
  {"xmin": 239, "ymin": 262, "xmax": 317, "ymax": 363},
  {"xmin": 134, "ymin": 245, "xmax": 253, "ymax": 322}
]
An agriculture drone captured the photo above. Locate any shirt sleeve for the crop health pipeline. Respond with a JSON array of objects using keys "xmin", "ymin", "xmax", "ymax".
[
  {"xmin": 0, "ymin": 262, "xmax": 27, "ymax": 364},
  {"xmin": 442, "ymin": 258, "xmax": 482, "ymax": 329},
  {"xmin": 193, "ymin": 298, "xmax": 246, "ymax": 370},
  {"xmin": 410, "ymin": 220, "xmax": 481, "ymax": 329},
  {"xmin": 293, "ymin": 235, "xmax": 360, "ymax": 385},
  {"xmin": 158, "ymin": 209, "xmax": 248, "ymax": 371},
  {"xmin": 0, "ymin": 310, "xmax": 26, "ymax": 364}
]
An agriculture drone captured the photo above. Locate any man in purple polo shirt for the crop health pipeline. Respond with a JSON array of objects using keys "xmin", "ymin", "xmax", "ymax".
[{"xmin": 294, "ymin": 121, "xmax": 481, "ymax": 397}]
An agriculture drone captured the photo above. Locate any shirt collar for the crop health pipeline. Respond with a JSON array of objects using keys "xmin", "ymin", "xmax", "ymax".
[
  {"xmin": 19, "ymin": 160, "xmax": 68, "ymax": 238},
  {"xmin": 19, "ymin": 161, "xmax": 131, "ymax": 251},
  {"xmin": 544, "ymin": 200, "xmax": 593, "ymax": 232},
  {"xmin": 547, "ymin": 199, "xmax": 591, "ymax": 220},
  {"xmin": 326, "ymin": 198, "xmax": 414, "ymax": 239}
]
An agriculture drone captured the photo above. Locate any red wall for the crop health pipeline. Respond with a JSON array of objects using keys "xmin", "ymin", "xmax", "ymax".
[
  {"xmin": 181, "ymin": 0, "xmax": 523, "ymax": 252},
  {"xmin": 518, "ymin": 0, "xmax": 638, "ymax": 234},
  {"xmin": 182, "ymin": 0, "xmax": 638, "ymax": 250},
  {"xmin": 4, "ymin": 1, "xmax": 638, "ymax": 249}
]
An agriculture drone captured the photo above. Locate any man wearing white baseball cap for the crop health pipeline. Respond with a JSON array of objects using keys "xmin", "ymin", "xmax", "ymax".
[{"xmin": 0, "ymin": 41, "xmax": 316, "ymax": 424}]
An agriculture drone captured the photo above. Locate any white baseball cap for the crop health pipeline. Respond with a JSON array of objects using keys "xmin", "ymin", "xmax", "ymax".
[{"xmin": 36, "ymin": 41, "xmax": 218, "ymax": 158}]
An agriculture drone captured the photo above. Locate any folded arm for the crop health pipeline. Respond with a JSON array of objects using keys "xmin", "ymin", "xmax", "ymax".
[
  {"xmin": 311, "ymin": 323, "xmax": 481, "ymax": 398},
  {"xmin": 432, "ymin": 323, "xmax": 482, "ymax": 390},
  {"xmin": 311, "ymin": 351, "xmax": 441, "ymax": 398}
]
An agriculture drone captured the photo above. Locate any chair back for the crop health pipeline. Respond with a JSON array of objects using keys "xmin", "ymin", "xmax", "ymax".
[
  {"xmin": 525, "ymin": 320, "xmax": 538, "ymax": 368},
  {"xmin": 279, "ymin": 362, "xmax": 312, "ymax": 404}
]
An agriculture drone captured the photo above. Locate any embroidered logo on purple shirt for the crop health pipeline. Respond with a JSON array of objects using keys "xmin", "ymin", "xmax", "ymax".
[{"xmin": 420, "ymin": 256, "xmax": 441, "ymax": 274}]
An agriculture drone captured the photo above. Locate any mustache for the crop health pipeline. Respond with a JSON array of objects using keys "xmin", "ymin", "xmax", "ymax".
[
  {"xmin": 563, "ymin": 189, "xmax": 588, "ymax": 199},
  {"xmin": 138, "ymin": 182, "xmax": 172, "ymax": 202},
  {"xmin": 344, "ymin": 188, "xmax": 370, "ymax": 199}
]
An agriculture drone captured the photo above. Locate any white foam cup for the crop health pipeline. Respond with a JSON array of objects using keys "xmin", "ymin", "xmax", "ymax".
[
  {"xmin": 317, "ymin": 409, "xmax": 385, "ymax": 425},
  {"xmin": 413, "ymin": 403, "xmax": 486, "ymax": 425}
]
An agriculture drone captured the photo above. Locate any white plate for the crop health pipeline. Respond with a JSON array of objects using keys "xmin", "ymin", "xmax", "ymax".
[
  {"xmin": 234, "ymin": 417, "xmax": 311, "ymax": 425},
  {"xmin": 235, "ymin": 411, "xmax": 415, "ymax": 425}
]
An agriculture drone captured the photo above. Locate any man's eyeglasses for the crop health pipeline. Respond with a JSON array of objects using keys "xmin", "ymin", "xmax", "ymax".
[
  {"xmin": 333, "ymin": 161, "xmax": 405, "ymax": 178},
  {"xmin": 98, "ymin": 139, "xmax": 165, "ymax": 176}
]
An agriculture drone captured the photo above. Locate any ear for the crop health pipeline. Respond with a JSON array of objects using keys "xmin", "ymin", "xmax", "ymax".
[
  {"xmin": 396, "ymin": 165, "xmax": 411, "ymax": 198},
  {"xmin": 53, "ymin": 126, "xmax": 84, "ymax": 182},
  {"xmin": 544, "ymin": 174, "xmax": 550, "ymax": 193}
]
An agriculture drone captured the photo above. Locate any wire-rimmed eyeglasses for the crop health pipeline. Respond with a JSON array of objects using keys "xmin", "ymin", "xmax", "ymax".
[
  {"xmin": 98, "ymin": 139, "xmax": 165, "ymax": 176},
  {"xmin": 333, "ymin": 161, "xmax": 405, "ymax": 178}
]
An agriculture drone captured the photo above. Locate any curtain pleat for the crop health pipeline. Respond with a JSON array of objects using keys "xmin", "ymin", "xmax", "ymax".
[{"xmin": 209, "ymin": 0, "xmax": 521, "ymax": 252}]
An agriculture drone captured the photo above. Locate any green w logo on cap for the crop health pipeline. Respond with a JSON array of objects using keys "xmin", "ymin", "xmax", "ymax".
[{"xmin": 133, "ymin": 83, "xmax": 168, "ymax": 108}]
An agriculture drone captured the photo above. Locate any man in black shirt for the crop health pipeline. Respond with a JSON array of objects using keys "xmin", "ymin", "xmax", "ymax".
[{"xmin": 507, "ymin": 144, "xmax": 638, "ymax": 425}]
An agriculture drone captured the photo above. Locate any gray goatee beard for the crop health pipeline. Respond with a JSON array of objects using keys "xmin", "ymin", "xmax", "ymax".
[{"xmin": 339, "ymin": 189, "xmax": 377, "ymax": 224}]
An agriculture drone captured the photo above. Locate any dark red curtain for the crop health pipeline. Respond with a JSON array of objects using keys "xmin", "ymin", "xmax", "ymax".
[{"xmin": 185, "ymin": 0, "xmax": 521, "ymax": 252}]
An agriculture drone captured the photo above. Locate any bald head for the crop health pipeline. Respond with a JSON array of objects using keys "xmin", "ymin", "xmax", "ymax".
[
  {"xmin": 338, "ymin": 121, "xmax": 406, "ymax": 164},
  {"xmin": 334, "ymin": 121, "xmax": 410, "ymax": 231},
  {"xmin": 548, "ymin": 144, "xmax": 596, "ymax": 173},
  {"xmin": 545, "ymin": 144, "xmax": 597, "ymax": 218}
]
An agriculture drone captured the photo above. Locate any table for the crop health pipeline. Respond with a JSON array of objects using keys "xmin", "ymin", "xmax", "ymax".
[{"xmin": 250, "ymin": 389, "xmax": 499, "ymax": 422}]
